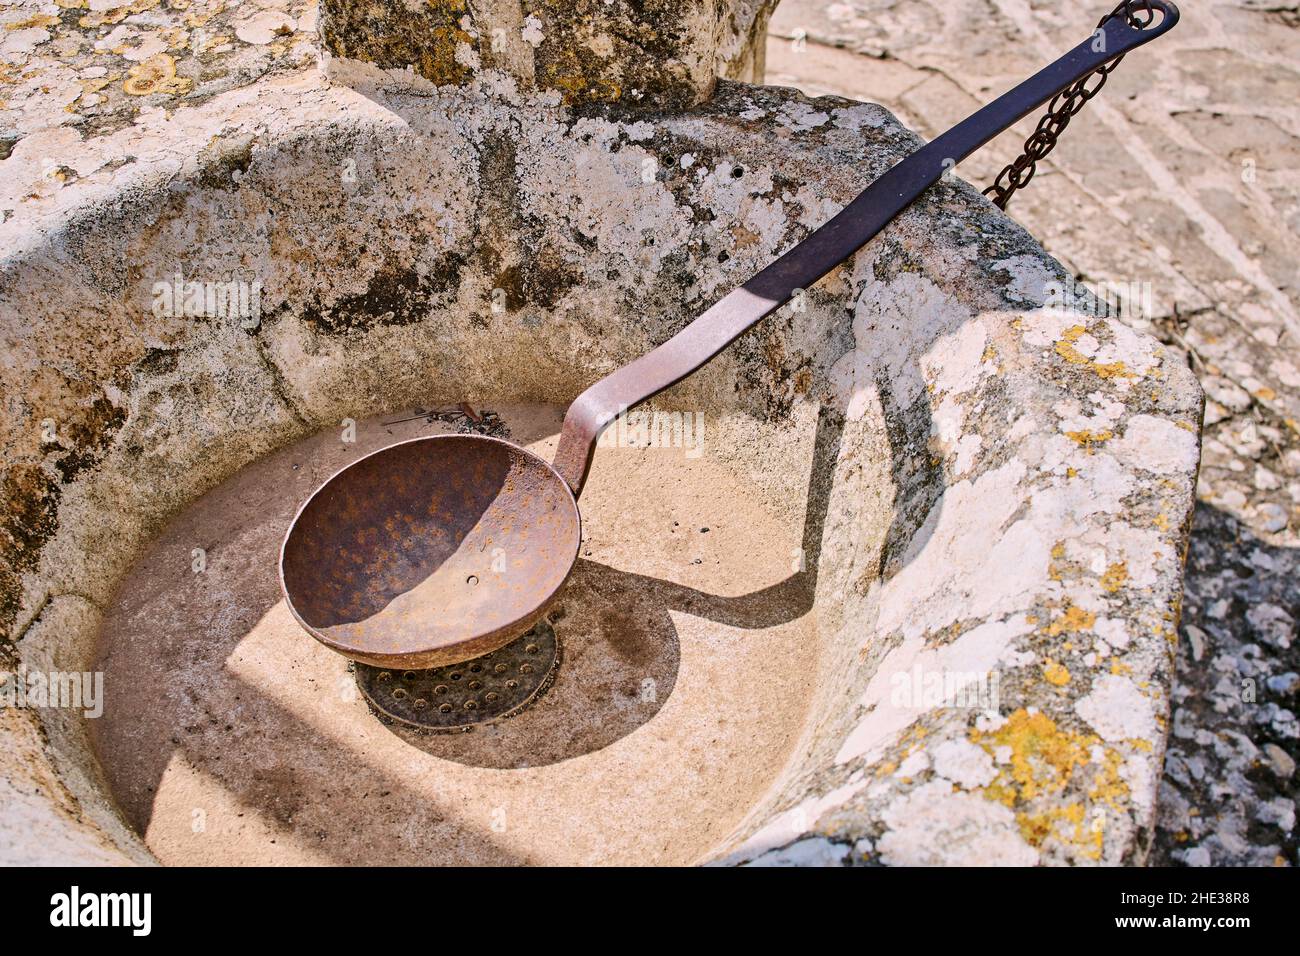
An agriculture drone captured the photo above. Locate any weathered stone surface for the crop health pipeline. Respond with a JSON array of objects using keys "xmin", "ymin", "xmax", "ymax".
[
  {"xmin": 0, "ymin": 0, "xmax": 321, "ymax": 142},
  {"xmin": 0, "ymin": 0, "xmax": 777, "ymax": 138},
  {"xmin": 718, "ymin": 0, "xmax": 778, "ymax": 83},
  {"xmin": 317, "ymin": 0, "xmax": 778, "ymax": 106},
  {"xmin": 1, "ymin": 0, "xmax": 1202, "ymax": 865},
  {"xmin": 766, "ymin": 0, "xmax": 1298, "ymax": 867}
]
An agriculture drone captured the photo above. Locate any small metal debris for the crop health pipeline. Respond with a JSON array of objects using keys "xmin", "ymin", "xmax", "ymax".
[{"xmin": 381, "ymin": 404, "xmax": 509, "ymax": 438}]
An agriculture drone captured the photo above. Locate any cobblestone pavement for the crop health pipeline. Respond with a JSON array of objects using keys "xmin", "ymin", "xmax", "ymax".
[{"xmin": 767, "ymin": 0, "xmax": 1299, "ymax": 865}]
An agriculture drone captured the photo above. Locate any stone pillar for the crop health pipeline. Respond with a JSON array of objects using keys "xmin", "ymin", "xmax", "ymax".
[{"xmin": 318, "ymin": 0, "xmax": 778, "ymax": 106}]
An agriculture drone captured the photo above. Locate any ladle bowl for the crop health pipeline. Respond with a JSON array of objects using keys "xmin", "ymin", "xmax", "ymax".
[
  {"xmin": 280, "ymin": 434, "xmax": 580, "ymax": 668},
  {"xmin": 281, "ymin": 1, "xmax": 1179, "ymax": 669}
]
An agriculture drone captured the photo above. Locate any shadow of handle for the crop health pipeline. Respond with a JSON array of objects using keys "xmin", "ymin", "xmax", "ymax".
[
  {"xmin": 575, "ymin": 559, "xmax": 815, "ymax": 631},
  {"xmin": 550, "ymin": 1, "xmax": 1178, "ymax": 497}
]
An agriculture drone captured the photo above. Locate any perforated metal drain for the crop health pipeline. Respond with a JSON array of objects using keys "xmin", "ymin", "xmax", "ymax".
[{"xmin": 355, "ymin": 619, "xmax": 559, "ymax": 732}]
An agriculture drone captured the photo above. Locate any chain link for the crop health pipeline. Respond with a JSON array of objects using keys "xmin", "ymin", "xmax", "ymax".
[{"xmin": 983, "ymin": 1, "xmax": 1156, "ymax": 210}]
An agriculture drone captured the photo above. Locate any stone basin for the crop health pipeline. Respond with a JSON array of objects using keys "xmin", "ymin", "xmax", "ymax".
[
  {"xmin": 0, "ymin": 36, "xmax": 1203, "ymax": 864},
  {"xmin": 90, "ymin": 403, "xmax": 822, "ymax": 865}
]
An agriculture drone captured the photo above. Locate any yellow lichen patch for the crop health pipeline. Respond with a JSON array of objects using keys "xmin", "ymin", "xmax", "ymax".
[
  {"xmin": 1089, "ymin": 360, "xmax": 1135, "ymax": 379},
  {"xmin": 56, "ymin": 0, "xmax": 87, "ymax": 8},
  {"xmin": 1053, "ymin": 326, "xmax": 1091, "ymax": 364},
  {"xmin": 1065, "ymin": 428, "xmax": 1112, "ymax": 453},
  {"xmin": 160, "ymin": 26, "xmax": 189, "ymax": 48},
  {"xmin": 7, "ymin": 13, "xmax": 61, "ymax": 29},
  {"xmin": 1048, "ymin": 542, "xmax": 1078, "ymax": 583},
  {"xmin": 1100, "ymin": 562, "xmax": 1128, "ymax": 593},
  {"xmin": 1109, "ymin": 656, "xmax": 1132, "ymax": 676},
  {"xmin": 545, "ymin": 69, "xmax": 622, "ymax": 105},
  {"xmin": 971, "ymin": 709, "xmax": 1092, "ymax": 804},
  {"xmin": 1088, "ymin": 747, "xmax": 1129, "ymax": 812},
  {"xmin": 1042, "ymin": 659, "xmax": 1071, "ymax": 686},
  {"xmin": 1018, "ymin": 802, "xmax": 1101, "ymax": 859},
  {"xmin": 183, "ymin": 0, "xmax": 226, "ymax": 28},
  {"xmin": 1254, "ymin": 387, "xmax": 1276, "ymax": 401},
  {"xmin": 196, "ymin": 33, "xmax": 231, "ymax": 54},
  {"xmin": 80, "ymin": 8, "xmax": 130, "ymax": 28},
  {"xmin": 1046, "ymin": 603, "xmax": 1095, "ymax": 636},
  {"xmin": 1054, "ymin": 325, "xmax": 1136, "ymax": 380},
  {"xmin": 123, "ymin": 53, "xmax": 190, "ymax": 96},
  {"xmin": 972, "ymin": 710, "xmax": 1130, "ymax": 859}
]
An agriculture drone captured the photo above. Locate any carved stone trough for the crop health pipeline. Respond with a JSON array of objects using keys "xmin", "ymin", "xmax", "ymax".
[{"xmin": 0, "ymin": 0, "xmax": 1201, "ymax": 865}]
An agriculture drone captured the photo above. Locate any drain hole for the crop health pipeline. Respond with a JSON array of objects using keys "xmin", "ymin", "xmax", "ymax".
[
  {"xmin": 466, "ymin": 575, "xmax": 479, "ymax": 586},
  {"xmin": 354, "ymin": 617, "xmax": 559, "ymax": 730}
]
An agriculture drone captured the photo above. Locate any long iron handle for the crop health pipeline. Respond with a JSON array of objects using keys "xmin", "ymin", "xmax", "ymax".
[{"xmin": 552, "ymin": 1, "xmax": 1179, "ymax": 496}]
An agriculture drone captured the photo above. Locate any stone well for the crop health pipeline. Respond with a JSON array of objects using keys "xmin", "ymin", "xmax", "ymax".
[{"xmin": 0, "ymin": 0, "xmax": 1201, "ymax": 865}]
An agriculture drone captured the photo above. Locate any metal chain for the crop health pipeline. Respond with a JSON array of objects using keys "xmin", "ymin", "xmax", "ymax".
[{"xmin": 983, "ymin": 0, "xmax": 1157, "ymax": 210}]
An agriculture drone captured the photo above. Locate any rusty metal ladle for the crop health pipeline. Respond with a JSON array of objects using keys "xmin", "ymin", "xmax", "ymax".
[{"xmin": 280, "ymin": 2, "xmax": 1178, "ymax": 671}]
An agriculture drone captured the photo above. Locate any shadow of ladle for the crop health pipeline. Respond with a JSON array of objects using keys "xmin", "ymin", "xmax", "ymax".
[{"xmin": 279, "ymin": 2, "xmax": 1179, "ymax": 669}]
